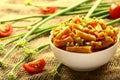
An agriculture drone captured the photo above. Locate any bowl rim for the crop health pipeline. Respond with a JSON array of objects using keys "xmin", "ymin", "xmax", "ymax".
[{"xmin": 49, "ymin": 36, "xmax": 119, "ymax": 55}]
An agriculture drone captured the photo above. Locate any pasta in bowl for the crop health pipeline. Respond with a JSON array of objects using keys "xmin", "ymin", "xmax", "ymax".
[{"xmin": 50, "ymin": 16, "xmax": 119, "ymax": 71}]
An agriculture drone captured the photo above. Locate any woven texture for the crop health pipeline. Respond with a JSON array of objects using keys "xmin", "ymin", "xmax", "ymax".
[{"xmin": 0, "ymin": 0, "xmax": 120, "ymax": 80}]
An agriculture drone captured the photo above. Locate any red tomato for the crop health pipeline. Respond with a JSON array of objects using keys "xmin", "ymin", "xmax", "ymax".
[
  {"xmin": 39, "ymin": 6, "xmax": 56, "ymax": 14},
  {"xmin": 0, "ymin": 24, "xmax": 13, "ymax": 38},
  {"xmin": 109, "ymin": 2, "xmax": 120, "ymax": 19},
  {"xmin": 23, "ymin": 59, "xmax": 46, "ymax": 74}
]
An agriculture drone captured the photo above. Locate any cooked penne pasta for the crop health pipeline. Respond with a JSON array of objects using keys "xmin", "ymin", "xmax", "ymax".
[
  {"xmin": 55, "ymin": 26, "xmax": 71, "ymax": 39},
  {"xmin": 51, "ymin": 16, "xmax": 119, "ymax": 53},
  {"xmin": 73, "ymin": 36, "xmax": 84, "ymax": 46},
  {"xmin": 91, "ymin": 37, "xmax": 114, "ymax": 50},
  {"xmin": 53, "ymin": 36, "xmax": 74, "ymax": 47},
  {"xmin": 97, "ymin": 32, "xmax": 107, "ymax": 40},
  {"xmin": 94, "ymin": 24, "xmax": 103, "ymax": 32},
  {"xmin": 76, "ymin": 30, "xmax": 96, "ymax": 41}
]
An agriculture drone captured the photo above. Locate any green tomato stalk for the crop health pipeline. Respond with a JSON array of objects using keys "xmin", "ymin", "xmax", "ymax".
[
  {"xmin": 0, "ymin": 25, "xmax": 56, "ymax": 57},
  {"xmin": 65, "ymin": 7, "xmax": 109, "ymax": 16},
  {"xmin": 0, "ymin": 15, "xmax": 45, "ymax": 24},
  {"xmin": 98, "ymin": 13, "xmax": 109, "ymax": 19},
  {"xmin": 85, "ymin": 0, "xmax": 102, "ymax": 18},
  {"xmin": 0, "ymin": 43, "xmax": 5, "ymax": 54},
  {"xmin": 27, "ymin": 0, "xmax": 111, "ymax": 10},
  {"xmin": 0, "ymin": 45, "xmax": 17, "ymax": 69},
  {"xmin": 0, "ymin": 7, "xmax": 109, "ymax": 24},
  {"xmin": 0, "ymin": 25, "xmax": 56, "ymax": 68},
  {"xmin": 13, "ymin": 18, "xmax": 42, "ymax": 29},
  {"xmin": 7, "ymin": 71, "xmax": 16, "ymax": 80},
  {"xmin": 0, "ymin": 23, "xmax": 51, "ymax": 41},
  {"xmin": 0, "ymin": 0, "xmax": 91, "ymax": 69},
  {"xmin": 72, "ymin": 2, "xmax": 111, "ymax": 10},
  {"xmin": 0, "ymin": 1, "xmax": 111, "ymax": 24},
  {"xmin": 50, "ymin": 63, "xmax": 63, "ymax": 77},
  {"xmin": 106, "ymin": 18, "xmax": 120, "ymax": 26},
  {"xmin": 90, "ymin": 9, "xmax": 109, "ymax": 17},
  {"xmin": 0, "ymin": 33, "xmax": 25, "ymax": 41},
  {"xmin": 0, "ymin": 24, "xmax": 56, "ymax": 42},
  {"xmin": 22, "ymin": 0, "xmax": 91, "ymax": 39},
  {"xmin": 7, "ymin": 43, "xmax": 49, "ymax": 80},
  {"xmin": 5, "ymin": 25, "xmax": 56, "ymax": 46},
  {"xmin": 0, "ymin": 19, "xmax": 42, "ymax": 41}
]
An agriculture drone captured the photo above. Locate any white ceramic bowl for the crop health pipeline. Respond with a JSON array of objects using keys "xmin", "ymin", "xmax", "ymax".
[{"xmin": 50, "ymin": 37, "xmax": 119, "ymax": 71}]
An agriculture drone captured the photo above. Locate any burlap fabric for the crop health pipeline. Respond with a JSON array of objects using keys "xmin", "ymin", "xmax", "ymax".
[{"xmin": 0, "ymin": 0, "xmax": 120, "ymax": 80}]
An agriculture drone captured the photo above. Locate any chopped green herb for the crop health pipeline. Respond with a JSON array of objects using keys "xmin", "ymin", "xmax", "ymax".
[
  {"xmin": 105, "ymin": 36, "xmax": 110, "ymax": 41},
  {"xmin": 93, "ymin": 17, "xmax": 97, "ymax": 19},
  {"xmin": 64, "ymin": 21, "xmax": 68, "ymax": 26},
  {"xmin": 113, "ymin": 28, "xmax": 118, "ymax": 32},
  {"xmin": 66, "ymin": 42, "xmax": 70, "ymax": 47},
  {"xmin": 85, "ymin": 42, "xmax": 91, "ymax": 46},
  {"xmin": 81, "ymin": 16, "xmax": 85, "ymax": 20},
  {"xmin": 104, "ymin": 30, "xmax": 108, "ymax": 33},
  {"xmin": 76, "ymin": 37, "xmax": 81, "ymax": 41},
  {"xmin": 68, "ymin": 18, "xmax": 72, "ymax": 22},
  {"xmin": 82, "ymin": 22, "xmax": 86, "ymax": 27},
  {"xmin": 24, "ymin": 0, "xmax": 32, "ymax": 6},
  {"xmin": 94, "ymin": 17, "xmax": 99, "ymax": 22},
  {"xmin": 97, "ymin": 41, "xmax": 102, "ymax": 46},
  {"xmin": 75, "ymin": 43, "xmax": 79, "ymax": 46},
  {"xmin": 98, "ymin": 19, "xmax": 104, "ymax": 24}
]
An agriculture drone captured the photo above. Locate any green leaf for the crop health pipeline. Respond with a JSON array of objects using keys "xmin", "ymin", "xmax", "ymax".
[
  {"xmin": 97, "ymin": 41, "xmax": 102, "ymax": 46},
  {"xmin": 66, "ymin": 42, "xmax": 70, "ymax": 47}
]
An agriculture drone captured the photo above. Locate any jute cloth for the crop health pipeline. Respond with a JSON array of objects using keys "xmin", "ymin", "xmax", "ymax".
[{"xmin": 0, "ymin": 0, "xmax": 120, "ymax": 80}]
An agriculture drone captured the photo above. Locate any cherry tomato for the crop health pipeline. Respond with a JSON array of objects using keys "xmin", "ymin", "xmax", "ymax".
[
  {"xmin": 39, "ymin": 6, "xmax": 56, "ymax": 14},
  {"xmin": 0, "ymin": 24, "xmax": 13, "ymax": 38},
  {"xmin": 23, "ymin": 59, "xmax": 46, "ymax": 74},
  {"xmin": 109, "ymin": 2, "xmax": 120, "ymax": 19}
]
